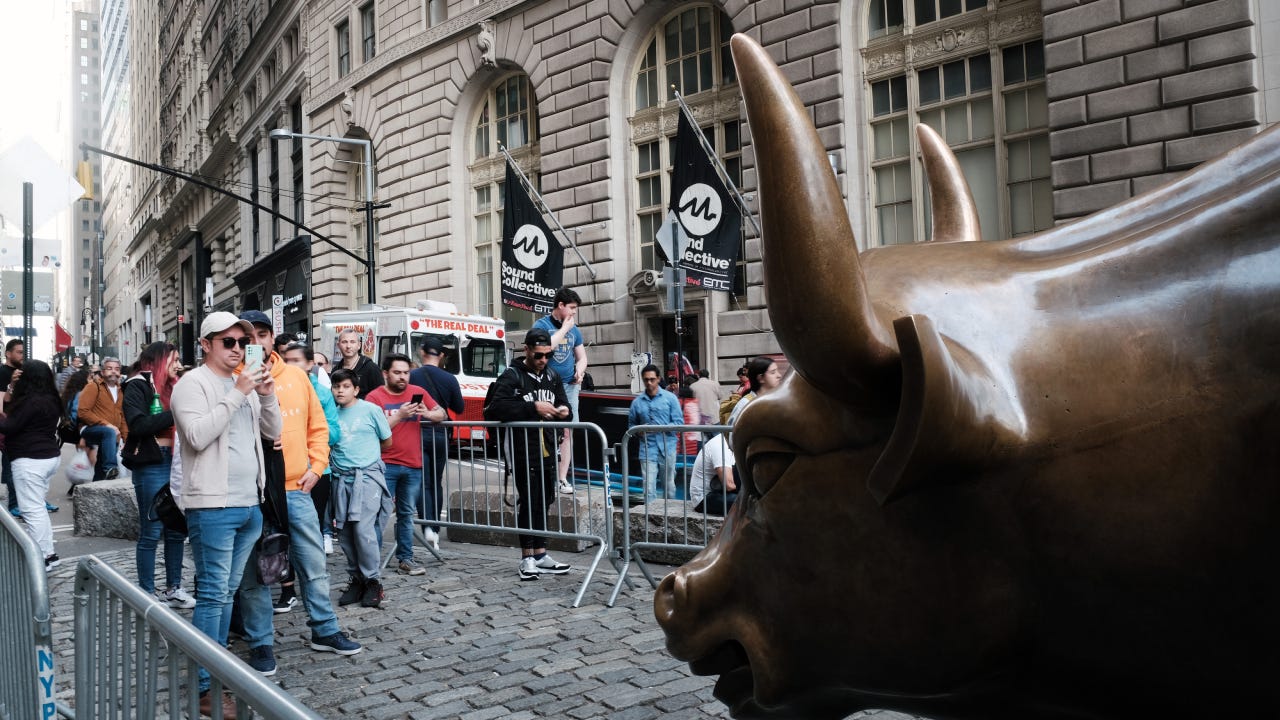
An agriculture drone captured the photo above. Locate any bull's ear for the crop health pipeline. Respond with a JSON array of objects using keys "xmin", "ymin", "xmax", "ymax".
[{"xmin": 868, "ymin": 315, "xmax": 1026, "ymax": 505}]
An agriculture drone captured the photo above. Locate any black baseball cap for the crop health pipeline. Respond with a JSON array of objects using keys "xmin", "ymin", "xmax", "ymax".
[
  {"xmin": 524, "ymin": 328, "xmax": 552, "ymax": 347},
  {"xmin": 421, "ymin": 336, "xmax": 445, "ymax": 356},
  {"xmin": 239, "ymin": 310, "xmax": 272, "ymax": 329}
]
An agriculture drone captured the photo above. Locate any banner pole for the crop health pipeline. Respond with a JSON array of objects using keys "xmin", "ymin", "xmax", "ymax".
[
  {"xmin": 671, "ymin": 90, "xmax": 762, "ymax": 238},
  {"xmin": 498, "ymin": 146, "xmax": 597, "ymax": 280}
]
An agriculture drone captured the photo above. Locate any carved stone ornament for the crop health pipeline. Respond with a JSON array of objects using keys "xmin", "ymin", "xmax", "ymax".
[
  {"xmin": 306, "ymin": 0, "xmax": 527, "ymax": 115},
  {"xmin": 477, "ymin": 20, "xmax": 496, "ymax": 68}
]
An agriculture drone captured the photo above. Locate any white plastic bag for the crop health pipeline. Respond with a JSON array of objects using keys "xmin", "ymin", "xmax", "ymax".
[{"xmin": 67, "ymin": 449, "xmax": 94, "ymax": 485}]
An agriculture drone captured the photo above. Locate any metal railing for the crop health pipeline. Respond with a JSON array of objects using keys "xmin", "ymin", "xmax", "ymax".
[
  {"xmin": 608, "ymin": 424, "xmax": 733, "ymax": 606},
  {"xmin": 73, "ymin": 556, "xmax": 323, "ymax": 720},
  {"xmin": 414, "ymin": 420, "xmax": 623, "ymax": 607},
  {"xmin": 0, "ymin": 507, "xmax": 59, "ymax": 719}
]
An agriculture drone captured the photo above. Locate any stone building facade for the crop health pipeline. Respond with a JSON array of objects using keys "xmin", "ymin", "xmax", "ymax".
[{"xmin": 113, "ymin": 0, "xmax": 1278, "ymax": 385}]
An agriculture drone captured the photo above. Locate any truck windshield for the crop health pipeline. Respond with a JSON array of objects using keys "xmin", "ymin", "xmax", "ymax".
[{"xmin": 411, "ymin": 332, "xmax": 506, "ymax": 378}]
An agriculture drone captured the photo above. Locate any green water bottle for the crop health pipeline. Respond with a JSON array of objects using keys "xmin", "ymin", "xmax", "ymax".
[{"xmin": 143, "ymin": 371, "xmax": 162, "ymax": 414}]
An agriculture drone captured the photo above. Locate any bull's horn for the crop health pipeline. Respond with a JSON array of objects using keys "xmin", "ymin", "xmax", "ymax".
[
  {"xmin": 730, "ymin": 34, "xmax": 897, "ymax": 398},
  {"xmin": 917, "ymin": 124, "xmax": 981, "ymax": 243}
]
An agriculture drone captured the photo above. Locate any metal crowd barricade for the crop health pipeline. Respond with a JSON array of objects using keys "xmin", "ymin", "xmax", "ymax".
[
  {"xmin": 415, "ymin": 419, "xmax": 620, "ymax": 608},
  {"xmin": 73, "ymin": 556, "xmax": 323, "ymax": 720},
  {"xmin": 0, "ymin": 507, "xmax": 59, "ymax": 719},
  {"xmin": 608, "ymin": 424, "xmax": 734, "ymax": 607}
]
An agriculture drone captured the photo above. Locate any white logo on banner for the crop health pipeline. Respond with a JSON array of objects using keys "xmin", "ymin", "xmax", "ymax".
[
  {"xmin": 677, "ymin": 183, "xmax": 722, "ymax": 237},
  {"xmin": 512, "ymin": 224, "xmax": 549, "ymax": 269}
]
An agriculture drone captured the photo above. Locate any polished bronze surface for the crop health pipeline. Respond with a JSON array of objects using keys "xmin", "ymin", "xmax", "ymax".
[{"xmin": 655, "ymin": 34, "xmax": 1280, "ymax": 719}]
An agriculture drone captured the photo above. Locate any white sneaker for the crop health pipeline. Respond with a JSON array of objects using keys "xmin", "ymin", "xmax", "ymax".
[
  {"xmin": 424, "ymin": 528, "xmax": 439, "ymax": 551},
  {"xmin": 518, "ymin": 556, "xmax": 539, "ymax": 581},
  {"xmin": 323, "ymin": 535, "xmax": 334, "ymax": 555},
  {"xmin": 534, "ymin": 554, "xmax": 570, "ymax": 575},
  {"xmin": 163, "ymin": 586, "xmax": 196, "ymax": 609},
  {"xmin": 557, "ymin": 478, "xmax": 574, "ymax": 494}
]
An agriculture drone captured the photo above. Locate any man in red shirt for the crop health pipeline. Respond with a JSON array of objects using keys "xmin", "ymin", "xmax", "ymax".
[{"xmin": 365, "ymin": 353, "xmax": 445, "ymax": 576}]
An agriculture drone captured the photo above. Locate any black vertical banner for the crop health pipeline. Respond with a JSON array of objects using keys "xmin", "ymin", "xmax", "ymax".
[
  {"xmin": 500, "ymin": 162, "xmax": 563, "ymax": 314},
  {"xmin": 669, "ymin": 111, "xmax": 740, "ymax": 292}
]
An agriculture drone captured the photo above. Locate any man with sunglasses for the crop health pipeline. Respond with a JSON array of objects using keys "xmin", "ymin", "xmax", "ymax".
[
  {"xmin": 171, "ymin": 312, "xmax": 281, "ymax": 715},
  {"xmin": 234, "ymin": 311, "xmax": 362, "ymax": 679},
  {"xmin": 483, "ymin": 328, "xmax": 573, "ymax": 581}
]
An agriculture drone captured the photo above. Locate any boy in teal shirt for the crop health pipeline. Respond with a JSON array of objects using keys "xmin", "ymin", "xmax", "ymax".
[{"xmin": 329, "ymin": 368, "xmax": 393, "ymax": 608}]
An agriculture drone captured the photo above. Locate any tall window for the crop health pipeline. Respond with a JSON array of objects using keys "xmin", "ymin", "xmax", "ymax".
[
  {"xmin": 864, "ymin": 3, "xmax": 1050, "ymax": 243},
  {"xmin": 360, "ymin": 3, "xmax": 376, "ymax": 62},
  {"xmin": 345, "ymin": 137, "xmax": 374, "ymax": 308},
  {"xmin": 427, "ymin": 0, "xmax": 445, "ymax": 26},
  {"xmin": 291, "ymin": 100, "xmax": 304, "ymax": 225},
  {"xmin": 268, "ymin": 120, "xmax": 281, "ymax": 245},
  {"xmin": 336, "ymin": 21, "xmax": 351, "ymax": 77},
  {"xmin": 248, "ymin": 143, "xmax": 260, "ymax": 256},
  {"xmin": 471, "ymin": 75, "xmax": 539, "ymax": 330},
  {"xmin": 630, "ymin": 7, "xmax": 744, "ymax": 295}
]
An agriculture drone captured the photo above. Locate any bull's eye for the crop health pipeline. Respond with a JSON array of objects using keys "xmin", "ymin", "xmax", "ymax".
[{"xmin": 743, "ymin": 438, "xmax": 797, "ymax": 497}]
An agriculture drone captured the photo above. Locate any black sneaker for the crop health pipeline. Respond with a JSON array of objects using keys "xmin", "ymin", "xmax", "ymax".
[
  {"xmin": 309, "ymin": 631, "xmax": 362, "ymax": 656},
  {"xmin": 104, "ymin": 468, "xmax": 120, "ymax": 480},
  {"xmin": 247, "ymin": 645, "xmax": 277, "ymax": 676},
  {"xmin": 338, "ymin": 577, "xmax": 365, "ymax": 607},
  {"xmin": 272, "ymin": 593, "xmax": 297, "ymax": 614},
  {"xmin": 360, "ymin": 579, "xmax": 384, "ymax": 608},
  {"xmin": 44, "ymin": 554, "xmax": 61, "ymax": 571}
]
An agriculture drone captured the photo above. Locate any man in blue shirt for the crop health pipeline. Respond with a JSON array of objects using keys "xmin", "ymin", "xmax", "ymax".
[
  {"xmin": 531, "ymin": 287, "xmax": 587, "ymax": 495},
  {"xmin": 409, "ymin": 336, "xmax": 464, "ymax": 548},
  {"xmin": 627, "ymin": 364, "xmax": 683, "ymax": 503}
]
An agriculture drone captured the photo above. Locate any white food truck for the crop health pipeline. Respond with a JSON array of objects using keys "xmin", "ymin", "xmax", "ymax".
[{"xmin": 318, "ymin": 300, "xmax": 509, "ymax": 445}]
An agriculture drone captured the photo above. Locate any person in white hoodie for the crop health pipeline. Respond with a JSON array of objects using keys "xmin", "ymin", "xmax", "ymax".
[{"xmin": 170, "ymin": 312, "xmax": 280, "ymax": 714}]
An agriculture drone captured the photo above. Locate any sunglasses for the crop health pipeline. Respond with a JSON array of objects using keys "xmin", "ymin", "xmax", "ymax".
[
  {"xmin": 529, "ymin": 351, "xmax": 553, "ymax": 360},
  {"xmin": 216, "ymin": 336, "xmax": 252, "ymax": 350}
]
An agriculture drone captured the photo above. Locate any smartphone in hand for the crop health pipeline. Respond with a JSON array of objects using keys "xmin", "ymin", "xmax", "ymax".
[
  {"xmin": 411, "ymin": 393, "xmax": 423, "ymax": 404},
  {"xmin": 244, "ymin": 343, "xmax": 264, "ymax": 373}
]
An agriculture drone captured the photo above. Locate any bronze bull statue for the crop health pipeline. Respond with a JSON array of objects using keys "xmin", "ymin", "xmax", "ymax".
[{"xmin": 655, "ymin": 34, "xmax": 1280, "ymax": 719}]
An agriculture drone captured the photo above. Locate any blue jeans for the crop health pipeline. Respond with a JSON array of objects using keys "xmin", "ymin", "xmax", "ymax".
[
  {"xmin": 187, "ymin": 505, "xmax": 262, "ymax": 692},
  {"xmin": 641, "ymin": 453, "xmax": 677, "ymax": 503},
  {"xmin": 420, "ymin": 430, "xmax": 448, "ymax": 531},
  {"xmin": 80, "ymin": 425, "xmax": 119, "ymax": 481},
  {"xmin": 132, "ymin": 448, "xmax": 184, "ymax": 593},
  {"xmin": 383, "ymin": 463, "xmax": 421, "ymax": 563},
  {"xmin": 240, "ymin": 490, "xmax": 341, "ymax": 646}
]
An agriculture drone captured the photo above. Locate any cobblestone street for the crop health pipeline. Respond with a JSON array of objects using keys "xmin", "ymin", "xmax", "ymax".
[{"xmin": 45, "ymin": 538, "xmax": 740, "ymax": 719}]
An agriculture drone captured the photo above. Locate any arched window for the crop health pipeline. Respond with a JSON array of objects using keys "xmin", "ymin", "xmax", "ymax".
[
  {"xmin": 863, "ymin": 1, "xmax": 1050, "ymax": 244},
  {"xmin": 630, "ymin": 6, "xmax": 744, "ymax": 295},
  {"xmin": 471, "ymin": 74, "xmax": 539, "ymax": 329}
]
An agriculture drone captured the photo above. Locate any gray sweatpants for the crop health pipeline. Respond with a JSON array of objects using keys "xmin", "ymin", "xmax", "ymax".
[{"xmin": 333, "ymin": 462, "xmax": 392, "ymax": 581}]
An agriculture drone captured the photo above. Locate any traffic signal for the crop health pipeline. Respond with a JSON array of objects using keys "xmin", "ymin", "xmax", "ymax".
[{"xmin": 77, "ymin": 161, "xmax": 94, "ymax": 200}]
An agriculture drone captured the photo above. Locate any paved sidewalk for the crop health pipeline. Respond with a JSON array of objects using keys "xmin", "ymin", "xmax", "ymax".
[{"xmin": 45, "ymin": 538, "xmax": 736, "ymax": 719}]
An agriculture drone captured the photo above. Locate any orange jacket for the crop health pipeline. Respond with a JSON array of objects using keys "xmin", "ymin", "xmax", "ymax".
[
  {"xmin": 78, "ymin": 377, "xmax": 128, "ymax": 441},
  {"xmin": 263, "ymin": 352, "xmax": 331, "ymax": 491}
]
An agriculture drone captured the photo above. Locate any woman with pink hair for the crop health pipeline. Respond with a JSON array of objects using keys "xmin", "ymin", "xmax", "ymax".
[{"xmin": 123, "ymin": 342, "xmax": 194, "ymax": 608}]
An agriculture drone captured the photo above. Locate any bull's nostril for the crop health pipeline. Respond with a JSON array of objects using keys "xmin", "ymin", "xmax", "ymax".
[{"xmin": 654, "ymin": 571, "xmax": 687, "ymax": 625}]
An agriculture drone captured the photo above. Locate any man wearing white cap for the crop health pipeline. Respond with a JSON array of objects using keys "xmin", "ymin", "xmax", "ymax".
[{"xmin": 171, "ymin": 311, "xmax": 281, "ymax": 715}]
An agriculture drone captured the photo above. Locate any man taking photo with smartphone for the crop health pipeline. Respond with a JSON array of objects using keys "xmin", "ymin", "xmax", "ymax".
[{"xmin": 366, "ymin": 353, "xmax": 445, "ymax": 576}]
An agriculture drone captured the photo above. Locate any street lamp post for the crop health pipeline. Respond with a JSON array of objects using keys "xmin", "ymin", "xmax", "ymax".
[{"xmin": 268, "ymin": 129, "xmax": 377, "ymax": 304}]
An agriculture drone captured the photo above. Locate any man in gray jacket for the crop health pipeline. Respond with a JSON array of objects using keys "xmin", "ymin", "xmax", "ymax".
[{"xmin": 171, "ymin": 311, "xmax": 280, "ymax": 715}]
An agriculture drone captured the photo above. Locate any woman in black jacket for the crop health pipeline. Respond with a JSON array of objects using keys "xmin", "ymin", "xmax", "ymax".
[
  {"xmin": 123, "ymin": 342, "xmax": 194, "ymax": 608},
  {"xmin": 0, "ymin": 360, "xmax": 64, "ymax": 570}
]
